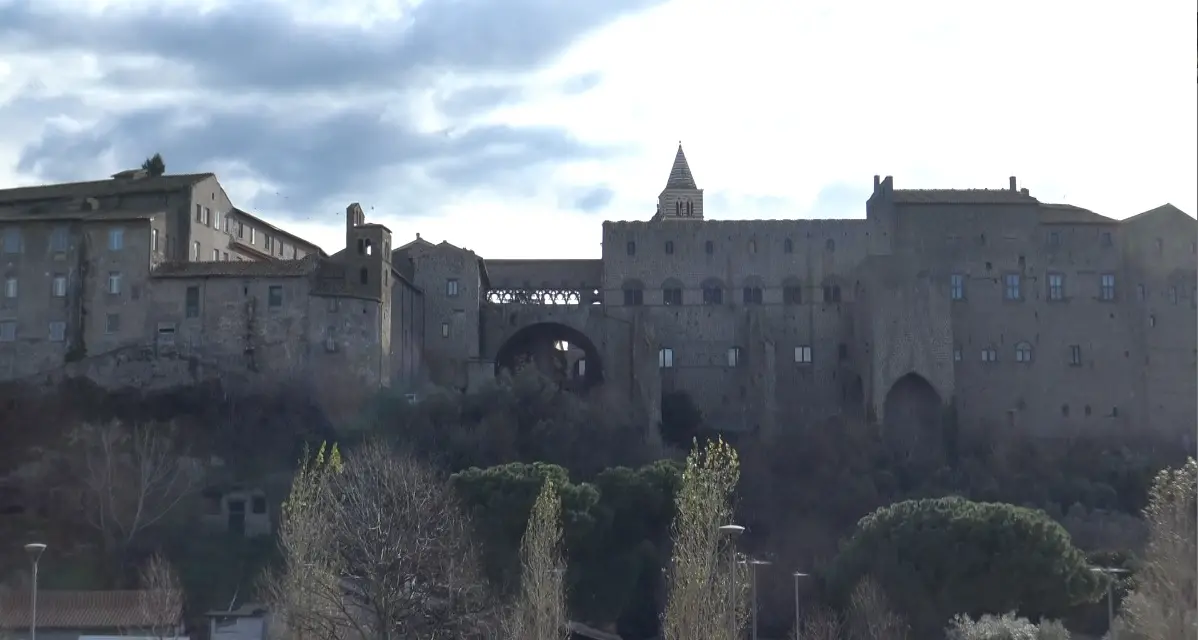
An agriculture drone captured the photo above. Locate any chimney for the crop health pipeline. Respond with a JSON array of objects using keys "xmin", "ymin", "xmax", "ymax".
[
  {"xmin": 1020, "ymin": 187, "xmax": 1030, "ymax": 196},
  {"xmin": 873, "ymin": 175, "xmax": 880, "ymax": 191},
  {"xmin": 416, "ymin": 233, "xmax": 421, "ymax": 240},
  {"xmin": 1009, "ymin": 176, "xmax": 1017, "ymax": 191}
]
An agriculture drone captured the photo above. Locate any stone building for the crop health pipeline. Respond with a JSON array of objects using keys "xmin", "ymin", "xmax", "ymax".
[
  {"xmin": 403, "ymin": 145, "xmax": 1197, "ymax": 441},
  {"xmin": 0, "ymin": 172, "xmax": 424, "ymax": 407}
]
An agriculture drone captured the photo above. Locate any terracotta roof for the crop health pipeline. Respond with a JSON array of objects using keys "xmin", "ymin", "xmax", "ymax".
[
  {"xmin": 663, "ymin": 144, "xmax": 698, "ymax": 190},
  {"xmin": 892, "ymin": 189, "xmax": 1038, "ymax": 205},
  {"xmin": 0, "ymin": 173, "xmax": 212, "ymax": 204},
  {"xmin": 1038, "ymin": 203, "xmax": 1117, "ymax": 225},
  {"xmin": 152, "ymin": 255, "xmax": 319, "ymax": 278},
  {"xmin": 0, "ymin": 590, "xmax": 180, "ymax": 628}
]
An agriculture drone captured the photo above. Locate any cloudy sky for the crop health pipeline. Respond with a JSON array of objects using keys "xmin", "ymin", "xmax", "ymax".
[{"xmin": 0, "ymin": 0, "xmax": 1194, "ymax": 259}]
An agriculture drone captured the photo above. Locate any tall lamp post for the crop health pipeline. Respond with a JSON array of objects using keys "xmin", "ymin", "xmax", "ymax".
[
  {"xmin": 718, "ymin": 525, "xmax": 745, "ymax": 640},
  {"xmin": 793, "ymin": 571, "xmax": 809, "ymax": 640},
  {"xmin": 24, "ymin": 543, "xmax": 47, "ymax": 640},
  {"xmin": 1091, "ymin": 566, "xmax": 1129, "ymax": 639},
  {"xmin": 743, "ymin": 558, "xmax": 771, "ymax": 640}
]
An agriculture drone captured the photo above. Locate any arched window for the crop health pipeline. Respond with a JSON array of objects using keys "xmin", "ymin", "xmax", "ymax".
[
  {"xmin": 742, "ymin": 276, "xmax": 764, "ymax": 305},
  {"xmin": 675, "ymin": 201, "xmax": 681, "ymax": 215},
  {"xmin": 701, "ymin": 278, "xmax": 724, "ymax": 305},
  {"xmin": 662, "ymin": 278, "xmax": 683, "ymax": 305},
  {"xmin": 622, "ymin": 279, "xmax": 644, "ymax": 306},
  {"xmin": 1015, "ymin": 341, "xmax": 1033, "ymax": 363},
  {"xmin": 783, "ymin": 238, "xmax": 793, "ymax": 253},
  {"xmin": 782, "ymin": 276, "xmax": 802, "ymax": 305},
  {"xmin": 687, "ymin": 201, "xmax": 694, "ymax": 216}
]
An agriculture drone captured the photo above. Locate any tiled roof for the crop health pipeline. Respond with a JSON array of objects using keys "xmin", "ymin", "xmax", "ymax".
[
  {"xmin": 892, "ymin": 189, "xmax": 1038, "ymax": 205},
  {"xmin": 0, "ymin": 173, "xmax": 212, "ymax": 204},
  {"xmin": 0, "ymin": 590, "xmax": 180, "ymax": 628},
  {"xmin": 1039, "ymin": 203, "xmax": 1117, "ymax": 225},
  {"xmin": 664, "ymin": 144, "xmax": 698, "ymax": 190},
  {"xmin": 1123, "ymin": 203, "xmax": 1194, "ymax": 223},
  {"xmin": 152, "ymin": 255, "xmax": 319, "ymax": 278}
]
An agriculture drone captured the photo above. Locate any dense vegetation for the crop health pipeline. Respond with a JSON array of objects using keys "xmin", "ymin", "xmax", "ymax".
[{"xmin": 0, "ymin": 369, "xmax": 1191, "ymax": 638}]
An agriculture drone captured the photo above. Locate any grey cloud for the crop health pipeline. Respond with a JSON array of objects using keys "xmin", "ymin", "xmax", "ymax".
[
  {"xmin": 0, "ymin": 0, "xmax": 666, "ymax": 93},
  {"xmin": 574, "ymin": 186, "xmax": 615, "ymax": 213},
  {"xmin": 559, "ymin": 72, "xmax": 604, "ymax": 95},
  {"xmin": 0, "ymin": 0, "xmax": 666, "ymax": 219}
]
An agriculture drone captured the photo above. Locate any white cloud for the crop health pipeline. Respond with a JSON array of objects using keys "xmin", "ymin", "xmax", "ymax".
[{"xmin": 1, "ymin": 0, "xmax": 1194, "ymax": 261}]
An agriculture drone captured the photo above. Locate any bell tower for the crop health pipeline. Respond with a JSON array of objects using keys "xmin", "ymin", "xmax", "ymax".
[{"xmin": 654, "ymin": 143, "xmax": 704, "ymax": 221}]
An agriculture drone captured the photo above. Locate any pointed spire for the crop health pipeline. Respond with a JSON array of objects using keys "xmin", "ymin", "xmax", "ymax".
[{"xmin": 665, "ymin": 143, "xmax": 697, "ymax": 190}]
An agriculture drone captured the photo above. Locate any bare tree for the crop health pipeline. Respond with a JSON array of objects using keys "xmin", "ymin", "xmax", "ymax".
[
  {"xmin": 264, "ymin": 441, "xmax": 498, "ymax": 640},
  {"xmin": 660, "ymin": 437, "xmax": 749, "ymax": 640},
  {"xmin": 846, "ymin": 577, "xmax": 908, "ymax": 640},
  {"xmin": 1118, "ymin": 457, "xmax": 1197, "ymax": 640},
  {"xmin": 136, "ymin": 552, "xmax": 185, "ymax": 639},
  {"xmin": 504, "ymin": 479, "xmax": 567, "ymax": 640},
  {"xmin": 794, "ymin": 606, "xmax": 844, "ymax": 640},
  {"xmin": 64, "ymin": 420, "xmax": 201, "ymax": 558}
]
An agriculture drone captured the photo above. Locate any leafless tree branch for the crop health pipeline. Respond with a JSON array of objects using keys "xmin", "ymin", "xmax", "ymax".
[{"xmin": 136, "ymin": 552, "xmax": 185, "ymax": 639}]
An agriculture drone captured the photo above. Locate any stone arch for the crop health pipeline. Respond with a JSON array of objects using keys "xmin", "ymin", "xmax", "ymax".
[
  {"xmin": 741, "ymin": 275, "xmax": 764, "ymax": 305},
  {"xmin": 494, "ymin": 322, "xmax": 604, "ymax": 391},
  {"xmin": 882, "ymin": 372, "xmax": 946, "ymax": 463},
  {"xmin": 820, "ymin": 275, "xmax": 844, "ymax": 303}
]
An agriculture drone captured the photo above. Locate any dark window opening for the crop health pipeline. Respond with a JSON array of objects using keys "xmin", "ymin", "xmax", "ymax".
[
  {"xmin": 783, "ymin": 286, "xmax": 802, "ymax": 305},
  {"xmin": 626, "ymin": 241, "xmax": 636, "ymax": 256},
  {"xmin": 359, "ymin": 268, "xmax": 369, "ymax": 285},
  {"xmin": 623, "ymin": 289, "xmax": 643, "ymax": 306},
  {"xmin": 822, "ymin": 285, "xmax": 842, "ymax": 303},
  {"xmin": 268, "ymin": 285, "xmax": 283, "ymax": 307},
  {"xmin": 742, "ymin": 287, "xmax": 763, "ymax": 305},
  {"xmin": 705, "ymin": 240, "xmax": 714, "ymax": 255},
  {"xmin": 783, "ymin": 238, "xmax": 793, "ymax": 253},
  {"xmin": 665, "ymin": 241, "xmax": 674, "ymax": 255},
  {"xmin": 663, "ymin": 287, "xmax": 682, "ymax": 305},
  {"xmin": 185, "ymin": 286, "xmax": 200, "ymax": 318}
]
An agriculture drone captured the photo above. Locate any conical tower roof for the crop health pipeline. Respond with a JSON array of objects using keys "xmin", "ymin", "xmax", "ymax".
[{"xmin": 664, "ymin": 143, "xmax": 697, "ymax": 190}]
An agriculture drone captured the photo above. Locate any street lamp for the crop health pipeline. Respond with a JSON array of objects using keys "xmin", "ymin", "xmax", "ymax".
[
  {"xmin": 741, "ymin": 558, "xmax": 771, "ymax": 640},
  {"xmin": 1091, "ymin": 566, "xmax": 1129, "ymax": 639},
  {"xmin": 793, "ymin": 571, "xmax": 810, "ymax": 640},
  {"xmin": 24, "ymin": 543, "xmax": 46, "ymax": 640},
  {"xmin": 719, "ymin": 525, "xmax": 745, "ymax": 640}
]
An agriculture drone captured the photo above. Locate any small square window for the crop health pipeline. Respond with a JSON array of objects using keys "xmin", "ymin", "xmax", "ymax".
[
  {"xmin": 3, "ymin": 277, "xmax": 16, "ymax": 299},
  {"xmin": 981, "ymin": 348, "xmax": 998, "ymax": 362},
  {"xmin": 623, "ymin": 289, "xmax": 643, "ymax": 306},
  {"xmin": 51, "ymin": 275, "xmax": 67, "ymax": 298},
  {"xmin": 107, "ymin": 272, "xmax": 122, "ymax": 295},
  {"xmin": 1047, "ymin": 231, "xmax": 1060, "ymax": 248},
  {"xmin": 1004, "ymin": 274, "xmax": 1021, "ymax": 300},
  {"xmin": 0, "ymin": 320, "xmax": 16, "ymax": 341},
  {"xmin": 1100, "ymin": 274, "xmax": 1116, "ymax": 300},
  {"xmin": 49, "ymin": 227, "xmax": 68, "ymax": 252},
  {"xmin": 783, "ymin": 286, "xmax": 802, "ymax": 305},
  {"xmin": 251, "ymin": 496, "xmax": 267, "ymax": 514},
  {"xmin": 726, "ymin": 347, "xmax": 741, "ymax": 367},
  {"xmin": 108, "ymin": 228, "xmax": 124, "ymax": 251},
  {"xmin": 658, "ymin": 347, "xmax": 674, "ymax": 368},
  {"xmin": 1101, "ymin": 232, "xmax": 1112, "ymax": 247},
  {"xmin": 664, "ymin": 241, "xmax": 674, "ymax": 255},
  {"xmin": 2, "ymin": 229, "xmax": 21, "ymax": 254},
  {"xmin": 663, "ymin": 288, "xmax": 682, "ymax": 305},
  {"xmin": 794, "ymin": 345, "xmax": 812, "ymax": 364},
  {"xmin": 626, "ymin": 241, "xmax": 636, "ymax": 256},
  {"xmin": 268, "ymin": 286, "xmax": 283, "ymax": 307},
  {"xmin": 742, "ymin": 287, "xmax": 762, "ymax": 305},
  {"xmin": 949, "ymin": 274, "xmax": 965, "ymax": 300},
  {"xmin": 1047, "ymin": 274, "xmax": 1065, "ymax": 301},
  {"xmin": 446, "ymin": 279, "xmax": 459, "ymax": 297},
  {"xmin": 48, "ymin": 321, "xmax": 66, "ymax": 342},
  {"xmin": 105, "ymin": 313, "xmax": 120, "ymax": 334}
]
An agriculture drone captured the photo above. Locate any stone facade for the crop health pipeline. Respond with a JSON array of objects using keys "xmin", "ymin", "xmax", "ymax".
[{"xmin": 405, "ymin": 146, "xmax": 1197, "ymax": 441}]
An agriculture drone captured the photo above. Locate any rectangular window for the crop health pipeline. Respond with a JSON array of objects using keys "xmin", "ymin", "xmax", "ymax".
[
  {"xmin": 742, "ymin": 287, "xmax": 763, "ymax": 305},
  {"xmin": 623, "ymin": 289, "xmax": 643, "ymax": 306},
  {"xmin": 1137, "ymin": 284, "xmax": 1146, "ymax": 301},
  {"xmin": 794, "ymin": 345, "xmax": 812, "ymax": 364},
  {"xmin": 105, "ymin": 313, "xmax": 120, "ymax": 334},
  {"xmin": 702, "ymin": 287, "xmax": 723, "ymax": 305},
  {"xmin": 213, "ymin": 210, "xmax": 221, "ymax": 231},
  {"xmin": 663, "ymin": 288, "xmax": 683, "ymax": 305},
  {"xmin": 0, "ymin": 320, "xmax": 15, "ymax": 341},
  {"xmin": 1100, "ymin": 274, "xmax": 1116, "ymax": 300},
  {"xmin": 185, "ymin": 286, "xmax": 200, "ymax": 318},
  {"xmin": 52, "ymin": 274, "xmax": 66, "ymax": 297},
  {"xmin": 953, "ymin": 347, "xmax": 962, "ymax": 362},
  {"xmin": 108, "ymin": 227, "xmax": 124, "ymax": 251},
  {"xmin": 203, "ymin": 207, "xmax": 211, "ymax": 225},
  {"xmin": 726, "ymin": 347, "xmax": 741, "ymax": 367},
  {"xmin": 981, "ymin": 348, "xmax": 998, "ymax": 362},
  {"xmin": 212, "ymin": 248, "xmax": 220, "ymax": 261},
  {"xmin": 192, "ymin": 241, "xmax": 200, "ymax": 261},
  {"xmin": 446, "ymin": 279, "xmax": 459, "ymax": 297},
  {"xmin": 195, "ymin": 204, "xmax": 203, "ymax": 222},
  {"xmin": 249, "ymin": 228, "xmax": 256, "ymax": 244},
  {"xmin": 1069, "ymin": 344, "xmax": 1082, "ymax": 365},
  {"xmin": 1101, "ymin": 232, "xmax": 1112, "ymax": 247},
  {"xmin": 265, "ymin": 236, "xmax": 274, "ymax": 252},
  {"xmin": 48, "ymin": 321, "xmax": 66, "ymax": 342},
  {"xmin": 107, "ymin": 271, "xmax": 122, "ymax": 295},
  {"xmin": 2, "ymin": 229, "xmax": 21, "ymax": 254},
  {"xmin": 949, "ymin": 274, "xmax": 965, "ymax": 300},
  {"xmin": 3, "ymin": 277, "xmax": 16, "ymax": 299},
  {"xmin": 268, "ymin": 285, "xmax": 283, "ymax": 307},
  {"xmin": 237, "ymin": 222, "xmax": 245, "ymax": 239},
  {"xmin": 222, "ymin": 252, "xmax": 229, "ymax": 261},
  {"xmin": 1004, "ymin": 274, "xmax": 1021, "ymax": 300},
  {"xmin": 49, "ymin": 227, "xmax": 69, "ymax": 252},
  {"xmin": 151, "ymin": 228, "xmax": 159, "ymax": 252},
  {"xmin": 1169, "ymin": 286, "xmax": 1178, "ymax": 304},
  {"xmin": 783, "ymin": 286, "xmax": 802, "ymax": 305},
  {"xmin": 1047, "ymin": 273, "xmax": 1065, "ymax": 301},
  {"xmin": 626, "ymin": 241, "xmax": 636, "ymax": 256},
  {"xmin": 441, "ymin": 322, "xmax": 450, "ymax": 338},
  {"xmin": 822, "ymin": 285, "xmax": 841, "ymax": 303},
  {"xmin": 659, "ymin": 347, "xmax": 674, "ymax": 369},
  {"xmin": 1047, "ymin": 231, "xmax": 1060, "ymax": 248}
]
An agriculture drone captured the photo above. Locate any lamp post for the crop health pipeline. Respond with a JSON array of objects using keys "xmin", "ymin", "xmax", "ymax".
[
  {"xmin": 24, "ymin": 543, "xmax": 46, "ymax": 640},
  {"xmin": 793, "ymin": 571, "xmax": 809, "ymax": 640},
  {"xmin": 718, "ymin": 525, "xmax": 745, "ymax": 640},
  {"xmin": 1091, "ymin": 566, "xmax": 1129, "ymax": 639},
  {"xmin": 742, "ymin": 558, "xmax": 771, "ymax": 640}
]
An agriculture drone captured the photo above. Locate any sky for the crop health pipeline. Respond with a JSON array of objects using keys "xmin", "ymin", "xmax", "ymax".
[{"xmin": 0, "ymin": 0, "xmax": 1194, "ymax": 259}]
